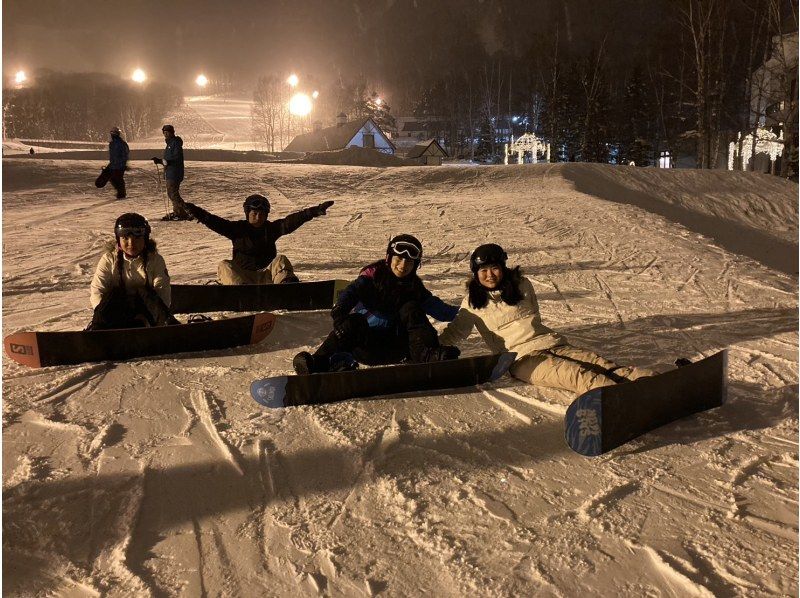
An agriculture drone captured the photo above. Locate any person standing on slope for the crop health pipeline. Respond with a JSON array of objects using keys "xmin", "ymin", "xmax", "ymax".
[
  {"xmin": 439, "ymin": 243, "xmax": 657, "ymax": 394},
  {"xmin": 88, "ymin": 213, "xmax": 178, "ymax": 330},
  {"xmin": 292, "ymin": 234, "xmax": 461, "ymax": 374},
  {"xmin": 107, "ymin": 126, "xmax": 129, "ymax": 199},
  {"xmin": 179, "ymin": 193, "xmax": 334, "ymax": 285},
  {"xmin": 152, "ymin": 124, "xmax": 191, "ymax": 221}
]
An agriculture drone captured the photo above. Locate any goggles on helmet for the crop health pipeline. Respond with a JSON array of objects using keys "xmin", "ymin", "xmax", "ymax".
[
  {"xmin": 115, "ymin": 225, "xmax": 149, "ymax": 238},
  {"xmin": 389, "ymin": 240, "xmax": 421, "ymax": 261},
  {"xmin": 245, "ymin": 197, "xmax": 270, "ymax": 211}
]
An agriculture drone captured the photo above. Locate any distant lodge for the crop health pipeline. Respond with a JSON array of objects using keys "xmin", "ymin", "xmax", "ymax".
[{"xmin": 284, "ymin": 114, "xmax": 449, "ymax": 165}]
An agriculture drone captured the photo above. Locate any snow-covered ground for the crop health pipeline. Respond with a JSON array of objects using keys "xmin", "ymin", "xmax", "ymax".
[{"xmin": 2, "ymin": 157, "xmax": 797, "ymax": 596}]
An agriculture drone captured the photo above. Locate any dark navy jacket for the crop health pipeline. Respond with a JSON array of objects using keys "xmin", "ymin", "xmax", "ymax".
[
  {"xmin": 336, "ymin": 261, "xmax": 459, "ymax": 331},
  {"xmin": 109, "ymin": 136, "xmax": 129, "ymax": 170},
  {"xmin": 163, "ymin": 136, "xmax": 184, "ymax": 181}
]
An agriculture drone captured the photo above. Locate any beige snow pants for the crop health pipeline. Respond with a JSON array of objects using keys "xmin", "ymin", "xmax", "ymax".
[
  {"xmin": 217, "ymin": 254, "xmax": 295, "ymax": 285},
  {"xmin": 510, "ymin": 344, "xmax": 656, "ymax": 395}
]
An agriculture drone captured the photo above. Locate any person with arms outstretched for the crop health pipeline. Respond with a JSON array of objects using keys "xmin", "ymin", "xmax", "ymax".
[{"xmin": 180, "ymin": 193, "xmax": 334, "ymax": 284}]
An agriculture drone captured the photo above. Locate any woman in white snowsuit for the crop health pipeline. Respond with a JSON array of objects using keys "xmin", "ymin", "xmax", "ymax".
[
  {"xmin": 88, "ymin": 213, "xmax": 177, "ymax": 330},
  {"xmin": 439, "ymin": 243, "xmax": 655, "ymax": 395}
]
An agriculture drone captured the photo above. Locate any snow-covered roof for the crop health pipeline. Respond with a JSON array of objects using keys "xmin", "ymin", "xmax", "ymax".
[{"xmin": 284, "ymin": 117, "xmax": 395, "ymax": 153}]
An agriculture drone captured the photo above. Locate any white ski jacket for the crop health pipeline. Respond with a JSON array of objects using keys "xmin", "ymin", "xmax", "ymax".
[
  {"xmin": 90, "ymin": 247, "xmax": 171, "ymax": 309},
  {"xmin": 439, "ymin": 277, "xmax": 564, "ymax": 357}
]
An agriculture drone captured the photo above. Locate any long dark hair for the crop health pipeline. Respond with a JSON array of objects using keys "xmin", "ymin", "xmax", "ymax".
[
  {"xmin": 112, "ymin": 238, "xmax": 157, "ymax": 292},
  {"xmin": 468, "ymin": 265, "xmax": 524, "ymax": 309}
]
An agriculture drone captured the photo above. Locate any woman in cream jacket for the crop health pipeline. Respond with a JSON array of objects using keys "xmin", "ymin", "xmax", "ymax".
[
  {"xmin": 439, "ymin": 243, "xmax": 655, "ymax": 395},
  {"xmin": 88, "ymin": 213, "xmax": 175, "ymax": 330}
]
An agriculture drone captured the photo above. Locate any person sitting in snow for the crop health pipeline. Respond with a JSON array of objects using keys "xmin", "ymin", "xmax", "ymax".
[
  {"xmin": 292, "ymin": 234, "xmax": 461, "ymax": 374},
  {"xmin": 178, "ymin": 193, "xmax": 334, "ymax": 285},
  {"xmin": 438, "ymin": 243, "xmax": 657, "ymax": 394},
  {"xmin": 88, "ymin": 213, "xmax": 178, "ymax": 330}
]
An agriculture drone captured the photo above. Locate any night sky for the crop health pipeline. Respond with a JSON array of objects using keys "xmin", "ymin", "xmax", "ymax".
[{"xmin": 3, "ymin": 0, "xmax": 668, "ymax": 97}]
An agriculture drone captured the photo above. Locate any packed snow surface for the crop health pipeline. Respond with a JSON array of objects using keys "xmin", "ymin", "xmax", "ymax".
[{"xmin": 2, "ymin": 157, "xmax": 797, "ymax": 596}]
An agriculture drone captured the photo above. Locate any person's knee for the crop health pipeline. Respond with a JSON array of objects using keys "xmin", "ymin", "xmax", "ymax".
[
  {"xmin": 336, "ymin": 313, "xmax": 369, "ymax": 343},
  {"xmin": 398, "ymin": 300, "xmax": 426, "ymax": 324}
]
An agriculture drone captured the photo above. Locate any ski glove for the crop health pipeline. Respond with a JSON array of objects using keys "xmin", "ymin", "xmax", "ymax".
[
  {"xmin": 310, "ymin": 200, "xmax": 334, "ymax": 217},
  {"xmin": 152, "ymin": 157, "xmax": 164, "ymax": 165},
  {"xmin": 330, "ymin": 303, "xmax": 348, "ymax": 327}
]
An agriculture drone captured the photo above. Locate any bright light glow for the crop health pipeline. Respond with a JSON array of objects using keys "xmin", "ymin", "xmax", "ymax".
[
  {"xmin": 287, "ymin": 73, "xmax": 299, "ymax": 87},
  {"xmin": 312, "ymin": 90, "xmax": 319, "ymax": 99},
  {"xmin": 132, "ymin": 68, "xmax": 146, "ymax": 83},
  {"xmin": 288, "ymin": 93, "xmax": 313, "ymax": 116},
  {"xmin": 196, "ymin": 74, "xmax": 208, "ymax": 87},
  {"xmin": 15, "ymin": 70, "xmax": 26, "ymax": 84},
  {"xmin": 375, "ymin": 97, "xmax": 382, "ymax": 106}
]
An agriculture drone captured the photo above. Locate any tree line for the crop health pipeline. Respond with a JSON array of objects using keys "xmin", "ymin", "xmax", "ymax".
[{"xmin": 3, "ymin": 71, "xmax": 182, "ymax": 142}]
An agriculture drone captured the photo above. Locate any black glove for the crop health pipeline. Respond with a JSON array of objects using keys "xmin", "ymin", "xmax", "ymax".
[
  {"xmin": 152, "ymin": 157, "xmax": 163, "ymax": 165},
  {"xmin": 311, "ymin": 200, "xmax": 334, "ymax": 217}
]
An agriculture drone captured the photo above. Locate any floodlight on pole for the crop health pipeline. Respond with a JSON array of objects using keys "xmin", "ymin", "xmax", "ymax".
[
  {"xmin": 312, "ymin": 90, "xmax": 319, "ymax": 99},
  {"xmin": 196, "ymin": 74, "xmax": 208, "ymax": 87},
  {"xmin": 132, "ymin": 68, "xmax": 146, "ymax": 83},
  {"xmin": 375, "ymin": 97, "xmax": 382, "ymax": 106},
  {"xmin": 15, "ymin": 70, "xmax": 26, "ymax": 85},
  {"xmin": 287, "ymin": 73, "xmax": 299, "ymax": 87},
  {"xmin": 289, "ymin": 93, "xmax": 313, "ymax": 116}
]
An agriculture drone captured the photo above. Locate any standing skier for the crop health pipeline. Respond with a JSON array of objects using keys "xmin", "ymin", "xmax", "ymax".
[
  {"xmin": 439, "ymin": 243, "xmax": 656, "ymax": 394},
  {"xmin": 88, "ymin": 213, "xmax": 178, "ymax": 330},
  {"xmin": 179, "ymin": 193, "xmax": 334, "ymax": 284},
  {"xmin": 107, "ymin": 126, "xmax": 129, "ymax": 199},
  {"xmin": 152, "ymin": 124, "xmax": 191, "ymax": 221},
  {"xmin": 292, "ymin": 234, "xmax": 461, "ymax": 374}
]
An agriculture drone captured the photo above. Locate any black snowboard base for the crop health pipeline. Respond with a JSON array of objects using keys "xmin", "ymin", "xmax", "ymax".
[
  {"xmin": 170, "ymin": 279, "xmax": 348, "ymax": 313},
  {"xmin": 564, "ymin": 350, "xmax": 727, "ymax": 456},
  {"xmin": 251, "ymin": 352, "xmax": 517, "ymax": 408}
]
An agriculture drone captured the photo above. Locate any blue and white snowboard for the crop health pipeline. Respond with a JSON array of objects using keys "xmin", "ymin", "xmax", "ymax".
[
  {"xmin": 250, "ymin": 352, "xmax": 516, "ymax": 408},
  {"xmin": 565, "ymin": 350, "xmax": 727, "ymax": 456}
]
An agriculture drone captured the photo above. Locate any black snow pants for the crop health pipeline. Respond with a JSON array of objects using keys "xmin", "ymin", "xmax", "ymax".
[
  {"xmin": 313, "ymin": 301, "xmax": 441, "ymax": 367},
  {"xmin": 87, "ymin": 287, "xmax": 177, "ymax": 331}
]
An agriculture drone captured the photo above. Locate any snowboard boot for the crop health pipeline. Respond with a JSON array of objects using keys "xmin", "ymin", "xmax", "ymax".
[
  {"xmin": 329, "ymin": 352, "xmax": 359, "ymax": 372},
  {"xmin": 675, "ymin": 357, "xmax": 692, "ymax": 367},
  {"xmin": 293, "ymin": 351, "xmax": 329, "ymax": 375},
  {"xmin": 415, "ymin": 344, "xmax": 461, "ymax": 363}
]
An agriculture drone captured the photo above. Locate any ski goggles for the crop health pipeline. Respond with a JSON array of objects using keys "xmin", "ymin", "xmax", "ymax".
[
  {"xmin": 245, "ymin": 197, "xmax": 270, "ymax": 211},
  {"xmin": 389, "ymin": 241, "xmax": 422, "ymax": 260},
  {"xmin": 115, "ymin": 225, "xmax": 148, "ymax": 238}
]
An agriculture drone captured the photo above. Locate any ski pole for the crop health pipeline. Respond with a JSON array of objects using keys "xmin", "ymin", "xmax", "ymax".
[{"xmin": 154, "ymin": 162, "xmax": 169, "ymax": 218}]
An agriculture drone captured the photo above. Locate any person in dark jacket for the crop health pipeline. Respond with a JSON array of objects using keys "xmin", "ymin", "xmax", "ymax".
[
  {"xmin": 152, "ymin": 124, "xmax": 190, "ymax": 220},
  {"xmin": 108, "ymin": 126, "xmax": 129, "ymax": 199},
  {"xmin": 180, "ymin": 193, "xmax": 334, "ymax": 284},
  {"xmin": 292, "ymin": 234, "xmax": 461, "ymax": 374}
]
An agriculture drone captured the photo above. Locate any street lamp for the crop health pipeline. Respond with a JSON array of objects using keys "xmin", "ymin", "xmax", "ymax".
[
  {"xmin": 131, "ymin": 68, "xmax": 146, "ymax": 83},
  {"xmin": 287, "ymin": 73, "xmax": 299, "ymax": 87},
  {"xmin": 14, "ymin": 70, "xmax": 26, "ymax": 85},
  {"xmin": 375, "ymin": 97, "xmax": 382, "ymax": 106},
  {"xmin": 289, "ymin": 93, "xmax": 312, "ymax": 116},
  {"xmin": 196, "ymin": 74, "xmax": 208, "ymax": 88},
  {"xmin": 312, "ymin": 90, "xmax": 319, "ymax": 99}
]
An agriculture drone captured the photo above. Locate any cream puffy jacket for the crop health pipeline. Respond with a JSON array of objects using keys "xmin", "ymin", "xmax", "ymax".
[
  {"xmin": 90, "ymin": 247, "xmax": 171, "ymax": 309},
  {"xmin": 439, "ymin": 277, "xmax": 564, "ymax": 357}
]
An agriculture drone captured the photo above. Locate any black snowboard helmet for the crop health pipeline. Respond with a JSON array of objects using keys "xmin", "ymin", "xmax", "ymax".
[
  {"xmin": 114, "ymin": 212, "xmax": 151, "ymax": 240},
  {"xmin": 161, "ymin": 124, "xmax": 175, "ymax": 134},
  {"xmin": 386, "ymin": 234, "xmax": 423, "ymax": 270},
  {"xmin": 243, "ymin": 193, "xmax": 271, "ymax": 217},
  {"xmin": 470, "ymin": 243, "xmax": 508, "ymax": 274}
]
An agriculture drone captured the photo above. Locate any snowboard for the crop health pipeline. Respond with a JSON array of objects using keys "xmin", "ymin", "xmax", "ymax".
[
  {"xmin": 250, "ymin": 352, "xmax": 517, "ymax": 408},
  {"xmin": 170, "ymin": 279, "xmax": 349, "ymax": 313},
  {"xmin": 4, "ymin": 312, "xmax": 276, "ymax": 368},
  {"xmin": 564, "ymin": 350, "xmax": 727, "ymax": 456},
  {"xmin": 95, "ymin": 166, "xmax": 111, "ymax": 188}
]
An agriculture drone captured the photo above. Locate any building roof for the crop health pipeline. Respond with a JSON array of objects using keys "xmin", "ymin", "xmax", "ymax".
[
  {"xmin": 284, "ymin": 117, "xmax": 395, "ymax": 152},
  {"xmin": 406, "ymin": 138, "xmax": 448, "ymax": 159}
]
